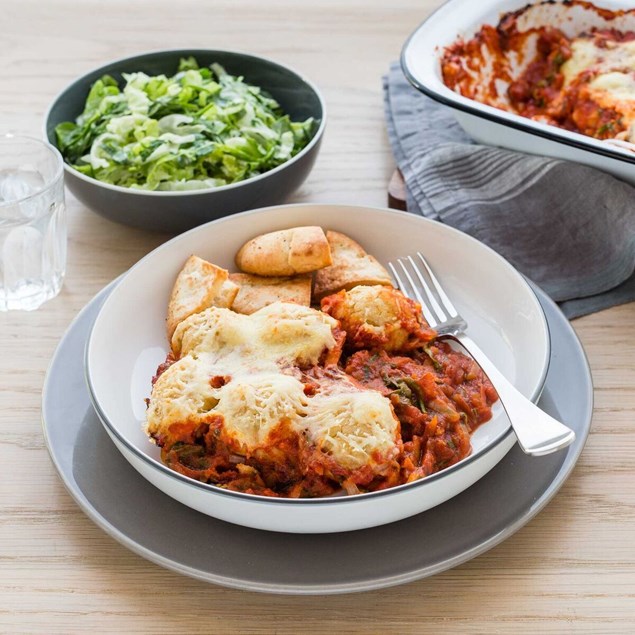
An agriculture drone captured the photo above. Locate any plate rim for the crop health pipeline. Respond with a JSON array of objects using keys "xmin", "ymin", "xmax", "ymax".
[
  {"xmin": 83, "ymin": 203, "xmax": 551, "ymax": 505},
  {"xmin": 42, "ymin": 280, "xmax": 592, "ymax": 594}
]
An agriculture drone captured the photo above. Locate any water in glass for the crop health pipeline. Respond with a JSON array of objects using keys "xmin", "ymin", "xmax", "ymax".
[{"xmin": 0, "ymin": 138, "xmax": 66, "ymax": 311}]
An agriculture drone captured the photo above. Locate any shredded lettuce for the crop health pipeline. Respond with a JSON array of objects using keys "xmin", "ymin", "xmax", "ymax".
[{"xmin": 55, "ymin": 57, "xmax": 318, "ymax": 191}]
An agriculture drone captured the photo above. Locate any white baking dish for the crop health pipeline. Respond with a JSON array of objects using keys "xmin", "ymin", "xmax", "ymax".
[{"xmin": 401, "ymin": 0, "xmax": 635, "ymax": 184}]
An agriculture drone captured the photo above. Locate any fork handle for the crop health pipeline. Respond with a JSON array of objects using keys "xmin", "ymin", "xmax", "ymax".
[{"xmin": 449, "ymin": 333, "xmax": 576, "ymax": 456}]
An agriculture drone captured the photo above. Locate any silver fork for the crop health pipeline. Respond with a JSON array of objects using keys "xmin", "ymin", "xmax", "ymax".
[{"xmin": 388, "ymin": 253, "xmax": 576, "ymax": 456}]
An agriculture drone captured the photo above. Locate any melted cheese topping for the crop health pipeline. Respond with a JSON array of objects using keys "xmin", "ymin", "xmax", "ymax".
[
  {"xmin": 322, "ymin": 284, "xmax": 431, "ymax": 352},
  {"xmin": 213, "ymin": 373, "xmax": 308, "ymax": 452},
  {"xmin": 146, "ymin": 353, "xmax": 221, "ymax": 434},
  {"xmin": 562, "ymin": 38, "xmax": 635, "ymax": 107},
  {"xmin": 254, "ymin": 302, "xmax": 338, "ymax": 367},
  {"xmin": 303, "ymin": 390, "xmax": 400, "ymax": 470},
  {"xmin": 562, "ymin": 39, "xmax": 635, "ymax": 87},
  {"xmin": 560, "ymin": 37, "xmax": 635, "ymax": 141},
  {"xmin": 172, "ymin": 301, "xmax": 337, "ymax": 367},
  {"xmin": 589, "ymin": 71, "xmax": 635, "ymax": 100},
  {"xmin": 148, "ymin": 299, "xmax": 401, "ymax": 475},
  {"xmin": 172, "ymin": 307, "xmax": 251, "ymax": 358}
]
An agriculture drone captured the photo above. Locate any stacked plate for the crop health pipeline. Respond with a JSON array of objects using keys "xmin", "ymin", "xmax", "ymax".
[{"xmin": 42, "ymin": 204, "xmax": 593, "ymax": 592}]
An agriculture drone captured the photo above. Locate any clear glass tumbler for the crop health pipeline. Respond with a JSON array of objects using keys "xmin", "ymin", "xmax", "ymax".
[{"xmin": 0, "ymin": 135, "xmax": 66, "ymax": 311}]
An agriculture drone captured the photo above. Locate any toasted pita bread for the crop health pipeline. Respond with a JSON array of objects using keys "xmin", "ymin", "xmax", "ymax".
[
  {"xmin": 166, "ymin": 255, "xmax": 228, "ymax": 339},
  {"xmin": 235, "ymin": 226, "xmax": 332, "ymax": 276},
  {"xmin": 212, "ymin": 279, "xmax": 240, "ymax": 309},
  {"xmin": 229, "ymin": 273, "xmax": 312, "ymax": 314},
  {"xmin": 313, "ymin": 230, "xmax": 393, "ymax": 300}
]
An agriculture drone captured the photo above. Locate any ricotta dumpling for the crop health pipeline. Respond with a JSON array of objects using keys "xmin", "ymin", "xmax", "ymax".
[
  {"xmin": 150, "ymin": 301, "xmax": 341, "ymax": 450},
  {"xmin": 171, "ymin": 306, "xmax": 254, "ymax": 358},
  {"xmin": 303, "ymin": 389, "xmax": 401, "ymax": 471},
  {"xmin": 213, "ymin": 372, "xmax": 309, "ymax": 455},
  {"xmin": 321, "ymin": 285, "xmax": 435, "ymax": 352},
  {"xmin": 146, "ymin": 353, "xmax": 221, "ymax": 436},
  {"xmin": 171, "ymin": 301, "xmax": 340, "ymax": 367},
  {"xmin": 147, "ymin": 357, "xmax": 308, "ymax": 450},
  {"xmin": 562, "ymin": 38, "xmax": 635, "ymax": 88},
  {"xmin": 252, "ymin": 302, "xmax": 338, "ymax": 367}
]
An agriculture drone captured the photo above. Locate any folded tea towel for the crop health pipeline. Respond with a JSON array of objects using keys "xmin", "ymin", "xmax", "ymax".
[{"xmin": 384, "ymin": 61, "xmax": 635, "ymax": 319}]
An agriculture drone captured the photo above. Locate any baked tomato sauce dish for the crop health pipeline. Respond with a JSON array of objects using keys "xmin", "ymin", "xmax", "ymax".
[
  {"xmin": 441, "ymin": 1, "xmax": 635, "ymax": 142},
  {"xmin": 147, "ymin": 282, "xmax": 498, "ymax": 498}
]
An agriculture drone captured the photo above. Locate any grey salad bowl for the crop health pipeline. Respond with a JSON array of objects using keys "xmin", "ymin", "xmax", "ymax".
[{"xmin": 45, "ymin": 49, "xmax": 326, "ymax": 234}]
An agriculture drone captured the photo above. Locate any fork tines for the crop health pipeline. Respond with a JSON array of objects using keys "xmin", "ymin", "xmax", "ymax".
[{"xmin": 388, "ymin": 252, "xmax": 458, "ymax": 329}]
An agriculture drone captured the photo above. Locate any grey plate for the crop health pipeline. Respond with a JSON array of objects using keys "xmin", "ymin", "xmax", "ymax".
[{"xmin": 42, "ymin": 281, "xmax": 593, "ymax": 595}]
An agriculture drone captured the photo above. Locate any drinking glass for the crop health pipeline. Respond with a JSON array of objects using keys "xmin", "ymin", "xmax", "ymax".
[{"xmin": 0, "ymin": 135, "xmax": 66, "ymax": 311}]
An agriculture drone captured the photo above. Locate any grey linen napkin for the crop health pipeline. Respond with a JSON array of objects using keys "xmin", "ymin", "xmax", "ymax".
[{"xmin": 384, "ymin": 61, "xmax": 635, "ymax": 319}]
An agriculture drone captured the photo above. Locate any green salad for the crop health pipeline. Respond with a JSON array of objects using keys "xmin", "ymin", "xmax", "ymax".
[{"xmin": 55, "ymin": 57, "xmax": 317, "ymax": 191}]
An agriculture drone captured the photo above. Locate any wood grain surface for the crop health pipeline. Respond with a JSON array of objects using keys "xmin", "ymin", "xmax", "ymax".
[{"xmin": 1, "ymin": 0, "xmax": 634, "ymax": 632}]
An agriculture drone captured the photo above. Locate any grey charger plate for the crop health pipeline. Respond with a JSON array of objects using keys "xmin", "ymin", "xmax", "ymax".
[{"xmin": 42, "ymin": 281, "xmax": 593, "ymax": 595}]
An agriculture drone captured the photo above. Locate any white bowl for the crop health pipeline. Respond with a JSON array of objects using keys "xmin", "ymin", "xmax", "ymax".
[
  {"xmin": 401, "ymin": 0, "xmax": 635, "ymax": 185},
  {"xmin": 85, "ymin": 204, "xmax": 550, "ymax": 533}
]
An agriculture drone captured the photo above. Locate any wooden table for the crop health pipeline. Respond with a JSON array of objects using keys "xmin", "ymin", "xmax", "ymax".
[{"xmin": 2, "ymin": 1, "xmax": 634, "ymax": 632}]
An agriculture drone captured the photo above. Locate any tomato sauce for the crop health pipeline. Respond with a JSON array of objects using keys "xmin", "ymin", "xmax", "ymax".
[
  {"xmin": 441, "ymin": 1, "xmax": 635, "ymax": 141},
  {"xmin": 345, "ymin": 344, "xmax": 497, "ymax": 480}
]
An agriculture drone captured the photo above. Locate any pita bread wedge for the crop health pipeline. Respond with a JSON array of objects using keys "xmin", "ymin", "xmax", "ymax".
[
  {"xmin": 313, "ymin": 230, "xmax": 393, "ymax": 300},
  {"xmin": 229, "ymin": 273, "xmax": 312, "ymax": 314},
  {"xmin": 212, "ymin": 279, "xmax": 240, "ymax": 309},
  {"xmin": 235, "ymin": 226, "xmax": 332, "ymax": 276},
  {"xmin": 166, "ymin": 255, "xmax": 228, "ymax": 339}
]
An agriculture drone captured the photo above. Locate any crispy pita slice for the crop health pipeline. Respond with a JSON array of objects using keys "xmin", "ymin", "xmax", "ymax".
[
  {"xmin": 313, "ymin": 230, "xmax": 393, "ymax": 300},
  {"xmin": 212, "ymin": 279, "xmax": 240, "ymax": 309},
  {"xmin": 167, "ymin": 255, "xmax": 228, "ymax": 339},
  {"xmin": 229, "ymin": 273, "xmax": 312, "ymax": 314},
  {"xmin": 235, "ymin": 226, "xmax": 332, "ymax": 276}
]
